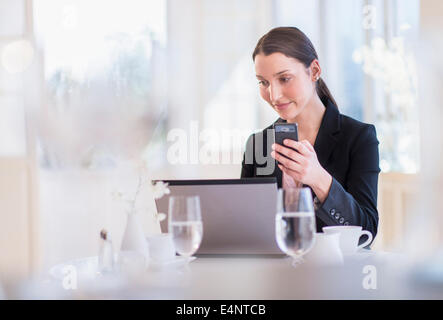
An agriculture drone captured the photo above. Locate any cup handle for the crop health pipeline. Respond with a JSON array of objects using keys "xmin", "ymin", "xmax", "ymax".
[{"xmin": 357, "ymin": 230, "xmax": 373, "ymax": 251}]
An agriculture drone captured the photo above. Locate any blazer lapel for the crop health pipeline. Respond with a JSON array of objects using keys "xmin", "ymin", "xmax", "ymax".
[{"xmin": 313, "ymin": 99, "xmax": 341, "ymax": 168}]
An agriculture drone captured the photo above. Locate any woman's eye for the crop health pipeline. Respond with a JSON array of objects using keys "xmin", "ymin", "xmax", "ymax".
[
  {"xmin": 258, "ymin": 80, "xmax": 268, "ymax": 87},
  {"xmin": 280, "ymin": 77, "xmax": 291, "ymax": 83}
]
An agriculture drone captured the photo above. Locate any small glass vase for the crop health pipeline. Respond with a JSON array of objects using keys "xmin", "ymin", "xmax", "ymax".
[{"xmin": 120, "ymin": 211, "xmax": 149, "ymax": 260}]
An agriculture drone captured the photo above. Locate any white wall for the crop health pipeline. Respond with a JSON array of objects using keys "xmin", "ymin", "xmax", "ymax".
[
  {"xmin": 0, "ymin": 0, "xmax": 34, "ymax": 279},
  {"xmin": 0, "ymin": 158, "xmax": 30, "ymax": 278}
]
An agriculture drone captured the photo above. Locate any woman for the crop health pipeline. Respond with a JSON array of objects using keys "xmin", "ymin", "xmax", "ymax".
[{"xmin": 241, "ymin": 27, "xmax": 380, "ymax": 240}]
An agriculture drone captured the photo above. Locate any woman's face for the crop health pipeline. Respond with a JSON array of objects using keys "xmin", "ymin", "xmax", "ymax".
[{"xmin": 254, "ymin": 52, "xmax": 319, "ymax": 121}]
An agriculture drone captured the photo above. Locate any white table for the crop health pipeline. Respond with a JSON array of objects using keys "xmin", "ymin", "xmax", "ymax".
[{"xmin": 5, "ymin": 250, "xmax": 443, "ymax": 299}]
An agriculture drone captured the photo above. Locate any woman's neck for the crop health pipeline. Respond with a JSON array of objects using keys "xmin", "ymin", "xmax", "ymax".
[{"xmin": 287, "ymin": 94, "xmax": 326, "ymax": 144}]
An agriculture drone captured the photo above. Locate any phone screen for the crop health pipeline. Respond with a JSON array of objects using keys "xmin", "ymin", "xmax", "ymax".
[
  {"xmin": 273, "ymin": 123, "xmax": 299, "ymax": 165},
  {"xmin": 274, "ymin": 123, "xmax": 298, "ymax": 147}
]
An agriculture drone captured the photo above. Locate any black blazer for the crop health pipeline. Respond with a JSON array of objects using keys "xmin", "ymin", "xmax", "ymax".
[{"xmin": 241, "ymin": 98, "xmax": 380, "ymax": 241}]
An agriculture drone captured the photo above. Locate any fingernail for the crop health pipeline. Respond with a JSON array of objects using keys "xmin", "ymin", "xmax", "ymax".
[{"xmin": 271, "ymin": 144, "xmax": 275, "ymax": 150}]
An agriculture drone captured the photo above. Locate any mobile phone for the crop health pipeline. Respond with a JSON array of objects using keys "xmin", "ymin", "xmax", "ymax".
[
  {"xmin": 273, "ymin": 123, "xmax": 299, "ymax": 164},
  {"xmin": 273, "ymin": 123, "xmax": 299, "ymax": 147}
]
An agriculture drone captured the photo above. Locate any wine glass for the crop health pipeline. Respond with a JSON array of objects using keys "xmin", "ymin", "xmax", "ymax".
[
  {"xmin": 275, "ymin": 188, "xmax": 316, "ymax": 266},
  {"xmin": 168, "ymin": 195, "xmax": 203, "ymax": 260}
]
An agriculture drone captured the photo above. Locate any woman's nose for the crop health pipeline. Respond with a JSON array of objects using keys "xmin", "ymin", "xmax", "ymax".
[{"xmin": 268, "ymin": 84, "xmax": 282, "ymax": 104}]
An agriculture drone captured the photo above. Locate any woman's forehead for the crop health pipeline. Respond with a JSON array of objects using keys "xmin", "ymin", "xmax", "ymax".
[{"xmin": 254, "ymin": 52, "xmax": 304, "ymax": 77}]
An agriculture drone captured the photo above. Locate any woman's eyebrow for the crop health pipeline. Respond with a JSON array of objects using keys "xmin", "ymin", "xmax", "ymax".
[
  {"xmin": 273, "ymin": 69, "xmax": 290, "ymax": 76},
  {"xmin": 256, "ymin": 70, "xmax": 290, "ymax": 78}
]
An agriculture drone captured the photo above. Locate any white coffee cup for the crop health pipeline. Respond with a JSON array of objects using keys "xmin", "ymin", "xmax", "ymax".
[
  {"xmin": 146, "ymin": 233, "xmax": 176, "ymax": 262},
  {"xmin": 322, "ymin": 226, "xmax": 373, "ymax": 255}
]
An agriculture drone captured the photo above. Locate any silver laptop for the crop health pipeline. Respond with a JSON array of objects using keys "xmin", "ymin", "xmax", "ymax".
[{"xmin": 154, "ymin": 178, "xmax": 282, "ymax": 255}]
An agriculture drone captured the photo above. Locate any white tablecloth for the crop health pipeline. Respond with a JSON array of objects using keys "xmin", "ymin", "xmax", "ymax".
[{"xmin": 5, "ymin": 250, "xmax": 443, "ymax": 299}]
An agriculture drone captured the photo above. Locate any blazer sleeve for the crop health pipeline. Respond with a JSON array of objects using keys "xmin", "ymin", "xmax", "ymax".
[
  {"xmin": 240, "ymin": 134, "xmax": 255, "ymax": 178},
  {"xmin": 316, "ymin": 124, "xmax": 380, "ymax": 240}
]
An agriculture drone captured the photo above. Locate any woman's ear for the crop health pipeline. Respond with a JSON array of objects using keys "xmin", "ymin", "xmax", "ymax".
[{"xmin": 310, "ymin": 59, "xmax": 321, "ymax": 81}]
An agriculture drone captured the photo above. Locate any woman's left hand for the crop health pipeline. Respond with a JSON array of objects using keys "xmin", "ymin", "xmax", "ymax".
[{"xmin": 271, "ymin": 139, "xmax": 332, "ymax": 202}]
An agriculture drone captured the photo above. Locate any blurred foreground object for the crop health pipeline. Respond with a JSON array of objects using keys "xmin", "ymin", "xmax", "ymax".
[{"xmin": 402, "ymin": 0, "xmax": 443, "ymax": 288}]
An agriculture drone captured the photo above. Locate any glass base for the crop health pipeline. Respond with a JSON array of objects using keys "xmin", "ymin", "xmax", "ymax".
[{"xmin": 291, "ymin": 256, "xmax": 305, "ymax": 268}]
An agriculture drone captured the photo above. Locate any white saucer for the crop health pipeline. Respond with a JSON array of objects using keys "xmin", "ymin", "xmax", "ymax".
[
  {"xmin": 342, "ymin": 248, "xmax": 391, "ymax": 263},
  {"xmin": 149, "ymin": 256, "xmax": 196, "ymax": 270}
]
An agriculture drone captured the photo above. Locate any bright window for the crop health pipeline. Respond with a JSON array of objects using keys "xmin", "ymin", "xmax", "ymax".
[{"xmin": 33, "ymin": 0, "xmax": 167, "ymax": 168}]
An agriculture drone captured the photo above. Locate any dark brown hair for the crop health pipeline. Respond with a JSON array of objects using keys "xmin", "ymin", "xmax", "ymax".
[{"xmin": 253, "ymin": 26, "xmax": 337, "ymax": 107}]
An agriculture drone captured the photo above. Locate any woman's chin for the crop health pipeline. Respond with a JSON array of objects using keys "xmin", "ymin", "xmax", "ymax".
[{"xmin": 276, "ymin": 109, "xmax": 298, "ymax": 121}]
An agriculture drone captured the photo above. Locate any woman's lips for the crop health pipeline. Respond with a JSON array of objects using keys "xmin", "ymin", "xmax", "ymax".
[{"xmin": 274, "ymin": 102, "xmax": 292, "ymax": 110}]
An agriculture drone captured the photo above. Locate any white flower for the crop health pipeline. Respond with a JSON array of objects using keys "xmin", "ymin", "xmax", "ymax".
[
  {"xmin": 152, "ymin": 181, "xmax": 170, "ymax": 199},
  {"xmin": 353, "ymin": 36, "xmax": 417, "ymax": 104}
]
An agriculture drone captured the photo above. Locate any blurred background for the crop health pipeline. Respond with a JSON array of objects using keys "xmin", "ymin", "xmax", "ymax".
[{"xmin": 0, "ymin": 0, "xmax": 441, "ymax": 286}]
